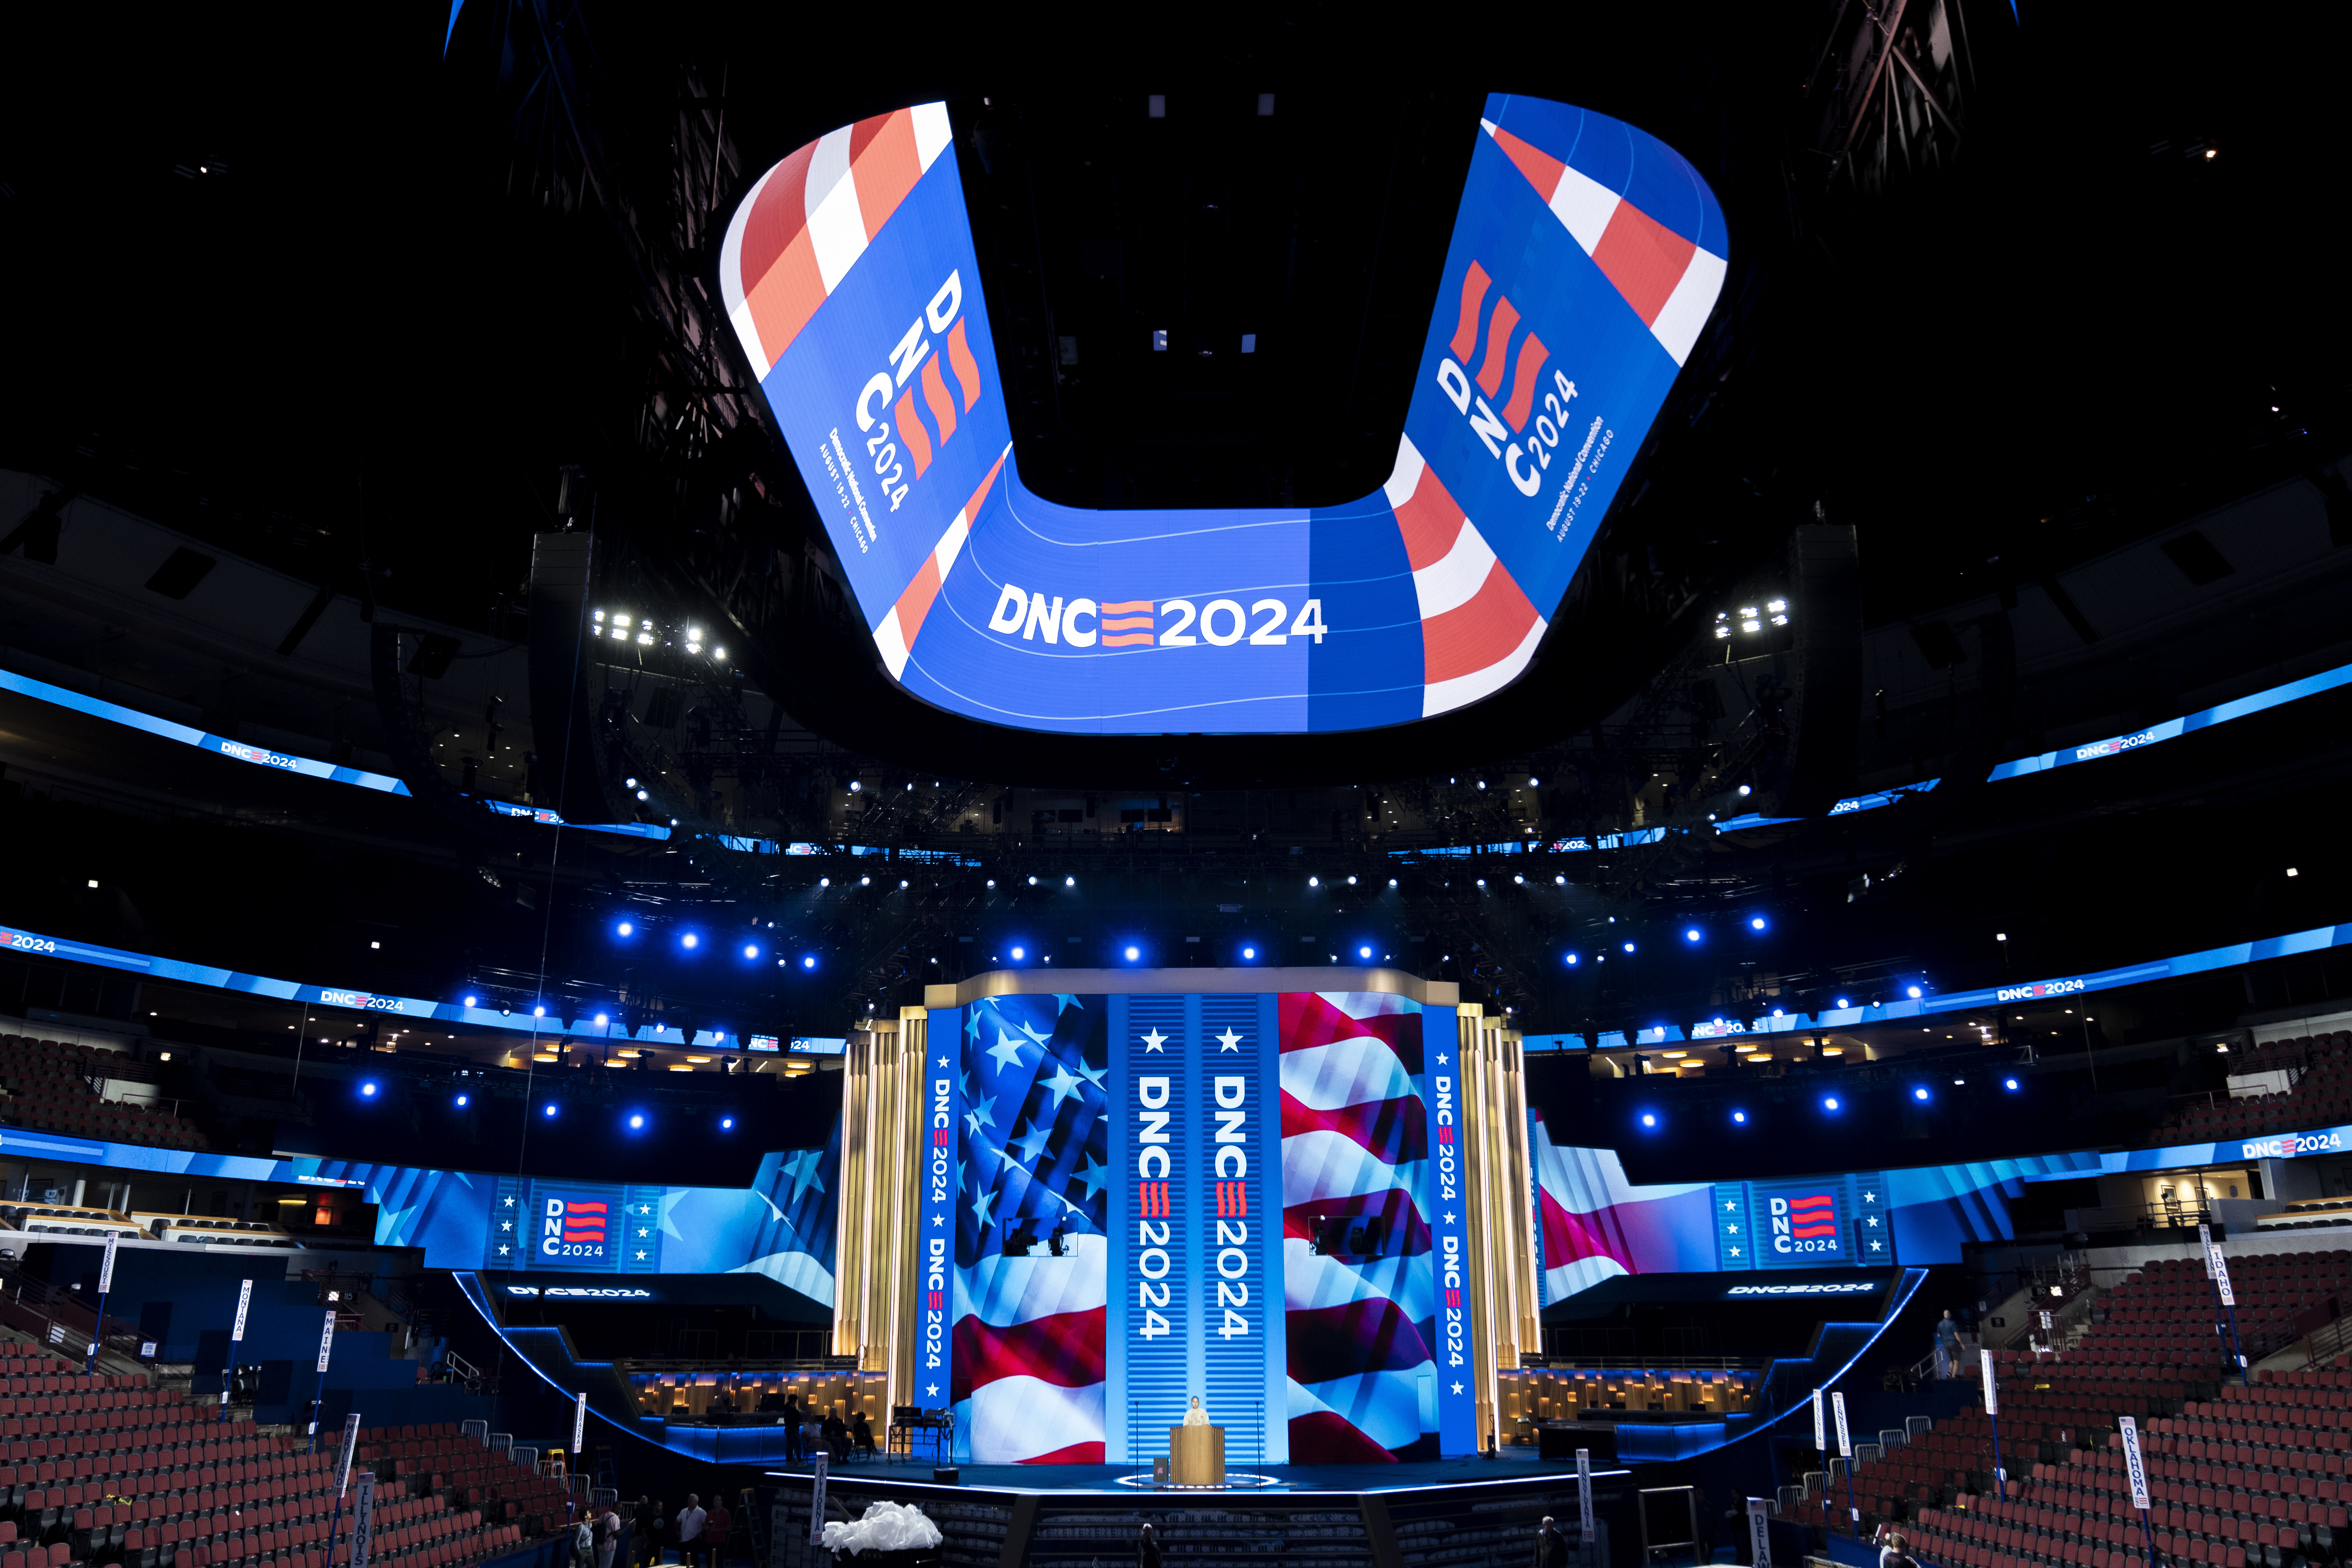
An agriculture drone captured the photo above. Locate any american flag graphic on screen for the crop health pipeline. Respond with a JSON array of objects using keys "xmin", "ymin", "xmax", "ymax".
[
  {"xmin": 1279, "ymin": 991, "xmax": 1439, "ymax": 1462},
  {"xmin": 951, "ymin": 993, "xmax": 1110, "ymax": 1463}
]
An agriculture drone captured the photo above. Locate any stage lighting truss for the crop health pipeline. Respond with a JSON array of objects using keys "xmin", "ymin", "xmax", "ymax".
[
  {"xmin": 589, "ymin": 607, "xmax": 725, "ymax": 662},
  {"xmin": 1713, "ymin": 599, "xmax": 1791, "ymax": 639}
]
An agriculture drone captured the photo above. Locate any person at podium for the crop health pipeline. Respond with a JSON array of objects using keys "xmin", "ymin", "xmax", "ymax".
[{"xmin": 1183, "ymin": 1396, "xmax": 1209, "ymax": 1426}]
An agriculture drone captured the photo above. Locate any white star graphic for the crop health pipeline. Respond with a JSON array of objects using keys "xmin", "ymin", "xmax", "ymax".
[
  {"xmin": 500, "ymin": 1221, "xmax": 512, "ymax": 1233},
  {"xmin": 964, "ymin": 1095, "xmax": 997, "ymax": 1135},
  {"xmin": 1141, "ymin": 1028, "xmax": 1168, "ymax": 1053},
  {"xmin": 635, "ymin": 1250, "xmax": 647, "ymax": 1261},
  {"xmin": 1863, "ymin": 1191, "xmax": 1877, "ymax": 1204},
  {"xmin": 1867, "ymin": 1216, "xmax": 1879, "ymax": 1227},
  {"xmin": 1076, "ymin": 1154, "xmax": 1110, "ymax": 1202},
  {"xmin": 1451, "ymin": 1381, "xmax": 1464, "ymax": 1395},
  {"xmin": 1217, "ymin": 1028, "xmax": 1243, "ymax": 1052},
  {"xmin": 1436, "ymin": 1053, "xmax": 1449, "ymax": 1065},
  {"xmin": 986, "ymin": 1029, "xmax": 1027, "ymax": 1074},
  {"xmin": 932, "ymin": 1215, "xmax": 944, "ymax": 1227},
  {"xmin": 936, "ymin": 1056, "xmax": 949, "ymax": 1069},
  {"xmin": 970, "ymin": 1188, "xmax": 997, "ymax": 1230},
  {"xmin": 1724, "ymin": 1199, "xmax": 1738, "ymax": 1212},
  {"xmin": 502, "ymin": 1196, "xmax": 515, "ymax": 1208},
  {"xmin": 1040, "ymin": 1064, "xmax": 1084, "ymax": 1112},
  {"xmin": 1444, "ymin": 1212, "xmax": 1457, "ymax": 1226},
  {"xmin": 1010, "ymin": 1118, "xmax": 1054, "ymax": 1165},
  {"xmin": 1729, "ymin": 1246, "xmax": 1741, "ymax": 1257},
  {"xmin": 497, "ymin": 1244, "xmax": 510, "ymax": 1256},
  {"xmin": 1726, "ymin": 1224, "xmax": 1738, "ymax": 1235},
  {"xmin": 927, "ymin": 1385, "xmax": 939, "ymax": 1398}
]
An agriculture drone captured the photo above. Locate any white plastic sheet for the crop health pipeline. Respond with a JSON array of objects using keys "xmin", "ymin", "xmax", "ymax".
[{"xmin": 818, "ymin": 1501, "xmax": 942, "ymax": 1556}]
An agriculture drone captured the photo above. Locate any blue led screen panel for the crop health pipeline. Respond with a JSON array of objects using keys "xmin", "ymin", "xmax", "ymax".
[{"xmin": 720, "ymin": 97, "xmax": 1725, "ymax": 734}]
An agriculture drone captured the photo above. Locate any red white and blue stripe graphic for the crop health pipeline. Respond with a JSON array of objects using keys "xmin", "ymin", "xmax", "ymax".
[
  {"xmin": 718, "ymin": 103, "xmax": 955, "ymax": 379},
  {"xmin": 1279, "ymin": 992, "xmax": 1439, "ymax": 1462}
]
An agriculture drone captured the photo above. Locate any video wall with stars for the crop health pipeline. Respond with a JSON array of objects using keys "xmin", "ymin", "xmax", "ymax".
[
  {"xmin": 1525, "ymin": 1107, "xmax": 2104, "ymax": 1306},
  {"xmin": 931, "ymin": 989, "xmax": 1475, "ymax": 1467}
]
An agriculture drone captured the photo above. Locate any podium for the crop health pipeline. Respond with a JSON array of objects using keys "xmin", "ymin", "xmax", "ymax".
[{"xmin": 1169, "ymin": 1424, "xmax": 1224, "ymax": 1486}]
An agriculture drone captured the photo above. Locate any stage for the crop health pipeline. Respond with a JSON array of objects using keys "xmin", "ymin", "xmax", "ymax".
[{"xmin": 755, "ymin": 1453, "xmax": 1631, "ymax": 1568}]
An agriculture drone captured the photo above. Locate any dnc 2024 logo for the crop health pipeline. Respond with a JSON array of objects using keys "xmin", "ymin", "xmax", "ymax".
[{"xmin": 541, "ymin": 1197, "xmax": 610, "ymax": 1261}]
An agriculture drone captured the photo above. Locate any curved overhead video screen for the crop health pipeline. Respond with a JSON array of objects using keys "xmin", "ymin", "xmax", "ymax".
[{"xmin": 721, "ymin": 95, "xmax": 1725, "ymax": 734}]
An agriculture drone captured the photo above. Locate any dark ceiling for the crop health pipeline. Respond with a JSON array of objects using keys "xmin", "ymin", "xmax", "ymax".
[{"xmin": 2, "ymin": 4, "xmax": 2348, "ymax": 1040}]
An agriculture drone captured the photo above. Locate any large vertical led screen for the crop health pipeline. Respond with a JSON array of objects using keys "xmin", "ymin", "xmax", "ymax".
[
  {"xmin": 720, "ymin": 96, "xmax": 1726, "ymax": 734},
  {"xmin": 949, "ymin": 993, "xmax": 1112, "ymax": 1463}
]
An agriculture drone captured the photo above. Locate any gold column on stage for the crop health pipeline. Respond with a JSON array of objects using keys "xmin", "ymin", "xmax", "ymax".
[
  {"xmin": 832, "ymin": 1006, "xmax": 930, "ymax": 1416},
  {"xmin": 1455, "ymin": 1007, "xmax": 1542, "ymax": 1452}
]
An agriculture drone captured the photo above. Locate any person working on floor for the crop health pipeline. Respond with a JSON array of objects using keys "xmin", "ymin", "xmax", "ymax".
[{"xmin": 675, "ymin": 1494, "xmax": 706, "ymax": 1568}]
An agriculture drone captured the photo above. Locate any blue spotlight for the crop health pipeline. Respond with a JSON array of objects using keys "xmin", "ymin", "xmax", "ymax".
[
  {"xmin": 743, "ymin": 944, "xmax": 760, "ymax": 960},
  {"xmin": 628, "ymin": 1113, "xmax": 645, "ymax": 1130},
  {"xmin": 1564, "ymin": 952, "xmax": 1579, "ymax": 965},
  {"xmin": 1906, "ymin": 985, "xmax": 1923, "ymax": 999},
  {"xmin": 1823, "ymin": 1096, "xmax": 1841, "ymax": 1112},
  {"xmin": 801, "ymin": 955, "xmax": 817, "ymax": 970},
  {"xmin": 543, "ymin": 1103, "xmax": 558, "ymax": 1118},
  {"xmin": 455, "ymin": 1094, "xmax": 469, "ymax": 1108},
  {"xmin": 1622, "ymin": 942, "xmax": 1635, "ymax": 953},
  {"xmin": 1242, "ymin": 946, "xmax": 1256, "ymax": 960},
  {"xmin": 1750, "ymin": 916, "xmax": 1767, "ymax": 930},
  {"xmin": 1731, "ymin": 1109, "xmax": 1747, "ymax": 1125},
  {"xmin": 682, "ymin": 933, "xmax": 700, "ymax": 950},
  {"xmin": 1685, "ymin": 928, "xmax": 1702, "ymax": 942},
  {"xmin": 721, "ymin": 1116, "xmax": 735, "ymax": 1130},
  {"xmin": 1835, "ymin": 997, "xmax": 1850, "ymax": 1009},
  {"xmin": 1011, "ymin": 946, "xmax": 1026, "ymax": 960},
  {"xmin": 1912, "ymin": 1085, "xmax": 1930, "ymax": 1102},
  {"xmin": 533, "ymin": 1005, "xmax": 546, "ymax": 1018},
  {"xmin": 463, "ymin": 995, "xmax": 478, "ymax": 1008},
  {"xmin": 1124, "ymin": 945, "xmax": 1141, "ymax": 961},
  {"xmin": 615, "ymin": 921, "xmax": 634, "ymax": 937},
  {"xmin": 594, "ymin": 1012, "xmax": 610, "ymax": 1026},
  {"xmin": 2004, "ymin": 1077, "xmax": 2021, "ymax": 1091},
  {"xmin": 360, "ymin": 1082, "xmax": 377, "ymax": 1098},
  {"xmin": 1640, "ymin": 1113, "xmax": 1657, "ymax": 1128},
  {"xmin": 1358, "ymin": 945, "xmax": 1373, "ymax": 960}
]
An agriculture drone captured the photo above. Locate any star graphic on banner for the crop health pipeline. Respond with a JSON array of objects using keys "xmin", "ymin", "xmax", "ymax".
[
  {"xmin": 1726, "ymin": 1224, "xmax": 1739, "ymax": 1235},
  {"xmin": 1436, "ymin": 1053, "xmax": 1449, "ymax": 1066},
  {"xmin": 499, "ymin": 1220, "xmax": 512, "ymax": 1233},
  {"xmin": 1216, "ymin": 1028, "xmax": 1243, "ymax": 1052},
  {"xmin": 1728, "ymin": 1246, "xmax": 1742, "ymax": 1257},
  {"xmin": 1724, "ymin": 1199, "xmax": 1739, "ymax": 1212},
  {"xmin": 927, "ymin": 1384, "xmax": 939, "ymax": 1398},
  {"xmin": 1010, "ymin": 1118, "xmax": 1055, "ymax": 1165},
  {"xmin": 1451, "ymin": 1381, "xmax": 1464, "ymax": 1395},
  {"xmin": 635, "ymin": 1249, "xmax": 647, "ymax": 1261},
  {"xmin": 965, "ymin": 1094, "xmax": 997, "ymax": 1135},
  {"xmin": 1866, "ymin": 1216, "xmax": 1880, "ymax": 1227},
  {"xmin": 1076, "ymin": 1154, "xmax": 1110, "ymax": 1202},
  {"xmin": 986, "ymin": 1030, "xmax": 1027, "ymax": 1074},
  {"xmin": 1041, "ymin": 1064, "xmax": 1084, "ymax": 1112},
  {"xmin": 1863, "ymin": 1191, "xmax": 1877, "ymax": 1204},
  {"xmin": 932, "ymin": 1214, "xmax": 944, "ymax": 1227},
  {"xmin": 1077, "ymin": 1059, "xmax": 1108, "ymax": 1090},
  {"xmin": 1868, "ymin": 1239, "xmax": 1883, "ymax": 1252},
  {"xmin": 1018, "ymin": 1022, "xmax": 1054, "ymax": 1049},
  {"xmin": 1142, "ymin": 1028, "xmax": 1169, "ymax": 1053},
  {"xmin": 936, "ymin": 1056, "xmax": 949, "ymax": 1069},
  {"xmin": 1444, "ymin": 1212, "xmax": 1457, "ymax": 1226},
  {"xmin": 497, "ymin": 1243, "xmax": 510, "ymax": 1257},
  {"xmin": 783, "ymin": 1148, "xmax": 828, "ymax": 1206},
  {"xmin": 502, "ymin": 1195, "xmax": 516, "ymax": 1208},
  {"xmin": 971, "ymin": 1188, "xmax": 997, "ymax": 1231}
]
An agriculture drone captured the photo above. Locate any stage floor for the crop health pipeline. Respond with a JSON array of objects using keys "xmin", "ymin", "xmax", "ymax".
[{"xmin": 765, "ymin": 1448, "xmax": 1602, "ymax": 1495}]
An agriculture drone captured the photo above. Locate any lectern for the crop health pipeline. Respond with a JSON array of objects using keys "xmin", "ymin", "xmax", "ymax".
[{"xmin": 1168, "ymin": 1424, "xmax": 1224, "ymax": 1486}]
